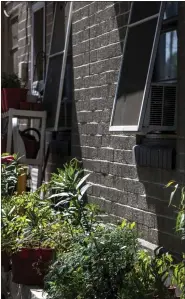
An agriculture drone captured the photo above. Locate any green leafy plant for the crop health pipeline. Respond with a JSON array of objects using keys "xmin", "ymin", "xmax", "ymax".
[
  {"xmin": 45, "ymin": 221, "xmax": 138, "ymax": 299},
  {"xmin": 123, "ymin": 248, "xmax": 174, "ymax": 299},
  {"xmin": 1, "ymin": 72, "xmax": 21, "ymax": 88},
  {"xmin": 166, "ymin": 181, "xmax": 185, "ymax": 240},
  {"xmin": 1, "ymin": 191, "xmax": 66, "ymax": 253},
  {"xmin": 1, "ymin": 154, "xmax": 20, "ymax": 197},
  {"xmin": 48, "ymin": 158, "xmax": 90, "ymax": 207},
  {"xmin": 1, "ymin": 196, "xmax": 29, "ymax": 253},
  {"xmin": 172, "ymin": 254, "xmax": 185, "ymax": 299},
  {"xmin": 48, "ymin": 158, "xmax": 93, "ymax": 233},
  {"xmin": 166, "ymin": 181, "xmax": 185, "ymax": 299}
]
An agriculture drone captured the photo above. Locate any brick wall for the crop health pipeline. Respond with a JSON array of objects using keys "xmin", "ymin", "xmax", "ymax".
[
  {"xmin": 2, "ymin": 1, "xmax": 185, "ymax": 253},
  {"xmin": 71, "ymin": 1, "xmax": 185, "ymax": 253}
]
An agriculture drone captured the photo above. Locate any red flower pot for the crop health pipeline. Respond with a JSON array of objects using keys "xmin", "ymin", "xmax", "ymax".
[
  {"xmin": 19, "ymin": 89, "xmax": 28, "ymax": 102},
  {"xmin": 19, "ymin": 102, "xmax": 33, "ymax": 110},
  {"xmin": 33, "ymin": 103, "xmax": 43, "ymax": 111},
  {"xmin": 11, "ymin": 248, "xmax": 54, "ymax": 286},
  {"xmin": 1, "ymin": 251, "xmax": 11, "ymax": 272},
  {"xmin": 1, "ymin": 88, "xmax": 28, "ymax": 113}
]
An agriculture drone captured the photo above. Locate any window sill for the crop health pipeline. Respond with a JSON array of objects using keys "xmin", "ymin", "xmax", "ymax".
[{"xmin": 144, "ymin": 133, "xmax": 177, "ymax": 140}]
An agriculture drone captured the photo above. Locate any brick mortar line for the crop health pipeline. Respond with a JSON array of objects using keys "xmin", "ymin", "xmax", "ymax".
[
  {"xmin": 72, "ymin": 2, "xmax": 92, "ymax": 14},
  {"xmin": 73, "ymin": 3, "xmax": 115, "ymax": 23},
  {"xmin": 76, "ymin": 69, "xmax": 118, "ymax": 79},
  {"xmin": 72, "ymin": 13, "xmax": 127, "ymax": 37},
  {"xmin": 74, "ymin": 84, "xmax": 109, "ymax": 91},
  {"xmin": 77, "ymin": 134, "xmax": 135, "ymax": 139},
  {"xmin": 73, "ymin": 55, "xmax": 122, "ymax": 69},
  {"xmin": 85, "ymin": 172, "xmax": 139, "ymax": 181},
  {"xmin": 72, "ymin": 4, "xmax": 124, "ymax": 26},
  {"xmin": 19, "ymin": 16, "xmax": 31, "ymax": 25},
  {"xmin": 82, "ymin": 157, "xmax": 136, "ymax": 167},
  {"xmin": 85, "ymin": 172, "xmax": 176, "ymax": 187},
  {"xmin": 73, "ymin": 26, "xmax": 125, "ymax": 46},
  {"xmin": 73, "ymin": 2, "xmax": 115, "ymax": 15},
  {"xmin": 88, "ymin": 194, "xmax": 175, "ymax": 221},
  {"xmin": 19, "ymin": 24, "xmax": 31, "ymax": 33},
  {"xmin": 19, "ymin": 34, "xmax": 31, "ymax": 42},
  {"xmin": 73, "ymin": 41, "xmax": 122, "ymax": 58}
]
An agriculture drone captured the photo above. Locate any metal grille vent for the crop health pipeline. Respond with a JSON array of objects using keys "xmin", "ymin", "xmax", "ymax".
[{"xmin": 149, "ymin": 84, "xmax": 176, "ymax": 127}]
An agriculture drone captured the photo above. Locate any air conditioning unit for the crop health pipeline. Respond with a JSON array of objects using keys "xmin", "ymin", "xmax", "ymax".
[{"xmin": 143, "ymin": 83, "xmax": 177, "ymax": 132}]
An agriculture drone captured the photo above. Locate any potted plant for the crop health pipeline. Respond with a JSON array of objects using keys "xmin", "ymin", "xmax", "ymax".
[
  {"xmin": 2, "ymin": 191, "xmax": 64, "ymax": 286},
  {"xmin": 1, "ymin": 73, "xmax": 28, "ymax": 112},
  {"xmin": 1, "ymin": 198, "xmax": 17, "ymax": 272}
]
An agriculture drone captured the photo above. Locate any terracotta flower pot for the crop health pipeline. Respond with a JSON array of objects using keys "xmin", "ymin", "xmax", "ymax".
[
  {"xmin": 1, "ymin": 88, "xmax": 28, "ymax": 113},
  {"xmin": 19, "ymin": 102, "xmax": 33, "ymax": 110},
  {"xmin": 11, "ymin": 248, "xmax": 54, "ymax": 286}
]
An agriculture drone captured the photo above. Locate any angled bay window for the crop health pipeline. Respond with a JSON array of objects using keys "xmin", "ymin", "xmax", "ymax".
[
  {"xmin": 144, "ymin": 1, "xmax": 178, "ymax": 131},
  {"xmin": 110, "ymin": 2, "xmax": 177, "ymax": 133}
]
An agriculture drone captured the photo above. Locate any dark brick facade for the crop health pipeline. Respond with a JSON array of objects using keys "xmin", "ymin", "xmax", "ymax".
[
  {"xmin": 71, "ymin": 2, "xmax": 185, "ymax": 253},
  {"xmin": 2, "ymin": 1, "xmax": 185, "ymax": 253}
]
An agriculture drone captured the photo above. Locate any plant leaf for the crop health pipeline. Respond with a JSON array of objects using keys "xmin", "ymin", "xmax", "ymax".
[
  {"xmin": 76, "ymin": 173, "xmax": 90, "ymax": 189},
  {"xmin": 168, "ymin": 184, "xmax": 178, "ymax": 207}
]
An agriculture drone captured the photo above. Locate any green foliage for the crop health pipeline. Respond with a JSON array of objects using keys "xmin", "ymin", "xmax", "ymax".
[
  {"xmin": 1, "ymin": 154, "xmax": 20, "ymax": 197},
  {"xmin": 48, "ymin": 158, "xmax": 90, "ymax": 207},
  {"xmin": 166, "ymin": 181, "xmax": 185, "ymax": 240},
  {"xmin": 45, "ymin": 221, "xmax": 138, "ymax": 299},
  {"xmin": 172, "ymin": 254, "xmax": 185, "ymax": 299},
  {"xmin": 1, "ymin": 191, "xmax": 66, "ymax": 253},
  {"xmin": 118, "ymin": 248, "xmax": 175, "ymax": 299},
  {"xmin": 1, "ymin": 72, "xmax": 21, "ymax": 88}
]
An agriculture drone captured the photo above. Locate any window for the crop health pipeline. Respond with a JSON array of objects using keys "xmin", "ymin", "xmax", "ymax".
[
  {"xmin": 153, "ymin": 2, "xmax": 178, "ymax": 82},
  {"xmin": 110, "ymin": 2, "xmax": 178, "ymax": 133},
  {"xmin": 9, "ymin": 16, "xmax": 18, "ymax": 74},
  {"xmin": 31, "ymin": 2, "xmax": 45, "ymax": 85},
  {"xmin": 153, "ymin": 30, "xmax": 177, "ymax": 82},
  {"xmin": 43, "ymin": 2, "xmax": 73, "ymax": 129}
]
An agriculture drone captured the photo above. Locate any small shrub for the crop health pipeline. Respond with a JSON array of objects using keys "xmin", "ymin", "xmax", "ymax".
[{"xmin": 45, "ymin": 221, "xmax": 138, "ymax": 299}]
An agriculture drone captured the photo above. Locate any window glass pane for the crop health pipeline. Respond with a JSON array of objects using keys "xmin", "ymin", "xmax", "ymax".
[
  {"xmin": 112, "ymin": 18, "xmax": 158, "ymax": 127},
  {"xmin": 131, "ymin": 2, "xmax": 161, "ymax": 23},
  {"xmin": 50, "ymin": 2, "xmax": 65, "ymax": 54},
  {"xmin": 164, "ymin": 2, "xmax": 178, "ymax": 19},
  {"xmin": 33, "ymin": 8, "xmax": 44, "ymax": 81},
  {"xmin": 43, "ymin": 54, "xmax": 72, "ymax": 128},
  {"xmin": 153, "ymin": 30, "xmax": 177, "ymax": 82},
  {"xmin": 43, "ymin": 55, "xmax": 63, "ymax": 127}
]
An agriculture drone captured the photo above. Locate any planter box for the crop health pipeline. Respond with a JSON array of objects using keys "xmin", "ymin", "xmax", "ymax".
[
  {"xmin": 1, "ymin": 88, "xmax": 28, "ymax": 113},
  {"xmin": 19, "ymin": 102, "xmax": 43, "ymax": 111},
  {"xmin": 12, "ymin": 248, "xmax": 53, "ymax": 286}
]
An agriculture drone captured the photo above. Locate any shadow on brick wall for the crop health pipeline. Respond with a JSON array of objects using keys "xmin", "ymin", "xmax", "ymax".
[
  {"xmin": 114, "ymin": 1, "xmax": 184, "ymax": 254},
  {"xmin": 44, "ymin": 35, "xmax": 79, "ymax": 182},
  {"xmin": 136, "ymin": 165, "xmax": 185, "ymax": 254}
]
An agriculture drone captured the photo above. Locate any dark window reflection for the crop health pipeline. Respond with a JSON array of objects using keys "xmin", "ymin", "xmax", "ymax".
[
  {"xmin": 164, "ymin": 2, "xmax": 178, "ymax": 19},
  {"xmin": 153, "ymin": 30, "xmax": 177, "ymax": 82}
]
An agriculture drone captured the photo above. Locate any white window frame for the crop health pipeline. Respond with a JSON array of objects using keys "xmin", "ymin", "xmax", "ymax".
[
  {"xmin": 109, "ymin": 2, "xmax": 166, "ymax": 133},
  {"xmin": 31, "ymin": 1, "xmax": 45, "ymax": 88}
]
